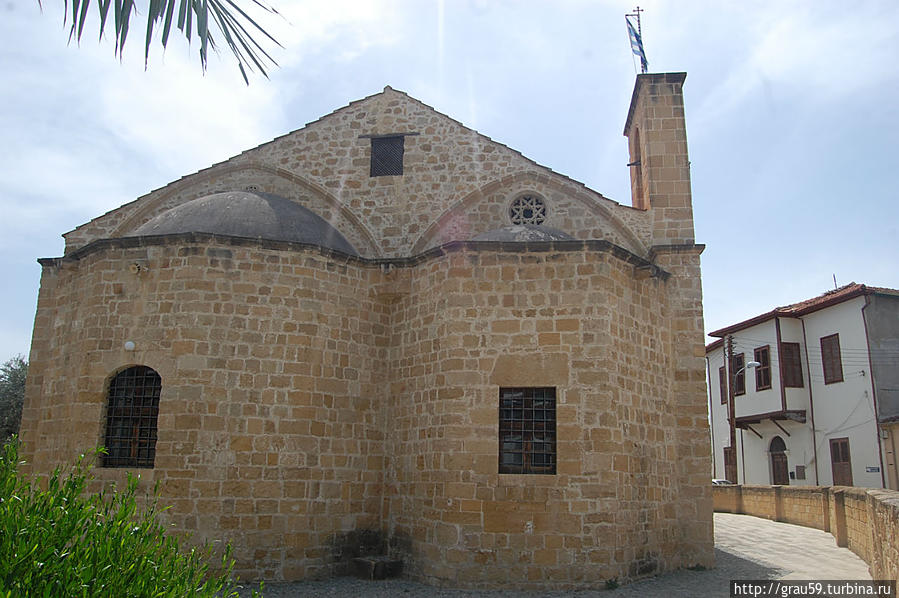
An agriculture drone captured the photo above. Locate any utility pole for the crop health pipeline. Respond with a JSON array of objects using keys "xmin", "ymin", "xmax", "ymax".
[{"xmin": 726, "ymin": 334, "xmax": 738, "ymax": 483}]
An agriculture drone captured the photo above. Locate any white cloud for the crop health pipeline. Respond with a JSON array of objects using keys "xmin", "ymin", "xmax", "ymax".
[
  {"xmin": 270, "ymin": 0, "xmax": 403, "ymax": 68},
  {"xmin": 693, "ymin": 2, "xmax": 899, "ymax": 130},
  {"xmin": 97, "ymin": 56, "xmax": 281, "ymax": 174}
]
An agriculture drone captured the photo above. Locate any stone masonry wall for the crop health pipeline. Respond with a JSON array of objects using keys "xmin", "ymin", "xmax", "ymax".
[
  {"xmin": 712, "ymin": 486, "xmax": 742, "ymax": 514},
  {"xmin": 736, "ymin": 486, "xmax": 778, "ymax": 520},
  {"xmin": 650, "ymin": 247, "xmax": 712, "ymax": 569},
  {"xmin": 842, "ymin": 488, "xmax": 871, "ymax": 566},
  {"xmin": 384, "ymin": 246, "xmax": 709, "ymax": 587},
  {"xmin": 867, "ymin": 489, "xmax": 899, "ymax": 581},
  {"xmin": 20, "ymin": 236, "xmax": 391, "ymax": 580},
  {"xmin": 19, "ymin": 235, "xmax": 711, "ymax": 587},
  {"xmin": 713, "ymin": 485, "xmax": 829, "ymax": 530},
  {"xmin": 779, "ymin": 486, "xmax": 829, "ymax": 529}
]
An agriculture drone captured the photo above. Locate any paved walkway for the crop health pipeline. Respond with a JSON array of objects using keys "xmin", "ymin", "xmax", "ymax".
[
  {"xmin": 713, "ymin": 512, "xmax": 870, "ymax": 581},
  {"xmin": 244, "ymin": 513, "xmax": 872, "ymax": 597},
  {"xmin": 604, "ymin": 513, "xmax": 871, "ymax": 597}
]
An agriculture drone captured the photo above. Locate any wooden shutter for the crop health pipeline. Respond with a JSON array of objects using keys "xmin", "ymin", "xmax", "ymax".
[
  {"xmin": 821, "ymin": 334, "xmax": 843, "ymax": 384},
  {"xmin": 754, "ymin": 345, "xmax": 771, "ymax": 390},
  {"xmin": 781, "ymin": 342, "xmax": 804, "ymax": 388},
  {"xmin": 719, "ymin": 366, "xmax": 727, "ymax": 405}
]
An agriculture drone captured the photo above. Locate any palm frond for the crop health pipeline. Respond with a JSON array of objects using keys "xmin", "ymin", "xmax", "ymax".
[{"xmin": 49, "ymin": 0, "xmax": 281, "ymax": 84}]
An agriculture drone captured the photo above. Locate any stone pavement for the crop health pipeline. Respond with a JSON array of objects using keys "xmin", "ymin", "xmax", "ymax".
[
  {"xmin": 604, "ymin": 512, "xmax": 871, "ymax": 597},
  {"xmin": 243, "ymin": 513, "xmax": 873, "ymax": 597},
  {"xmin": 713, "ymin": 512, "xmax": 870, "ymax": 581}
]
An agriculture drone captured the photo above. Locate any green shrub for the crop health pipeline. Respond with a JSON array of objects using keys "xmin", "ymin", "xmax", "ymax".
[{"xmin": 0, "ymin": 438, "xmax": 257, "ymax": 597}]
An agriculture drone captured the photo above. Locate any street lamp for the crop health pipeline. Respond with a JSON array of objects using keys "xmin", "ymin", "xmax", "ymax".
[
  {"xmin": 736, "ymin": 362, "xmax": 762, "ymax": 377},
  {"xmin": 726, "ymin": 357, "xmax": 760, "ymax": 484}
]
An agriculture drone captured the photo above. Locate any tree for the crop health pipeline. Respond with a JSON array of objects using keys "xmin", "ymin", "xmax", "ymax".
[
  {"xmin": 0, "ymin": 356, "xmax": 27, "ymax": 442},
  {"xmin": 48, "ymin": 0, "xmax": 282, "ymax": 83}
]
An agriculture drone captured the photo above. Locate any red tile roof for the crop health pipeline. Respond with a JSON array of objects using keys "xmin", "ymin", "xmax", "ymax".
[{"xmin": 708, "ymin": 283, "xmax": 899, "ymax": 341}]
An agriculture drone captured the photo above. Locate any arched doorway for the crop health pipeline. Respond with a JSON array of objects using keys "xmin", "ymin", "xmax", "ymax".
[{"xmin": 769, "ymin": 436, "xmax": 789, "ymax": 485}]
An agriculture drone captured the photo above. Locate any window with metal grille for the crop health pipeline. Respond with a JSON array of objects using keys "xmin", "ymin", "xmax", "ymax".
[
  {"xmin": 370, "ymin": 136, "xmax": 404, "ymax": 176},
  {"xmin": 821, "ymin": 334, "xmax": 843, "ymax": 385},
  {"xmin": 731, "ymin": 353, "xmax": 746, "ymax": 396},
  {"xmin": 718, "ymin": 366, "xmax": 727, "ymax": 405},
  {"xmin": 781, "ymin": 342, "xmax": 804, "ymax": 388},
  {"xmin": 509, "ymin": 195, "xmax": 547, "ymax": 225},
  {"xmin": 754, "ymin": 345, "xmax": 772, "ymax": 391},
  {"xmin": 499, "ymin": 387, "xmax": 556, "ymax": 474},
  {"xmin": 102, "ymin": 366, "xmax": 161, "ymax": 468}
]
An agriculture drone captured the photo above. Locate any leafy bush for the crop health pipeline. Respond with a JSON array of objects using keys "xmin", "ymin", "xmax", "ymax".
[{"xmin": 0, "ymin": 439, "xmax": 257, "ymax": 597}]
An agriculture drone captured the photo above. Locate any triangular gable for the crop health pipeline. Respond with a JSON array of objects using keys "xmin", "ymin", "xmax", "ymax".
[{"xmin": 64, "ymin": 87, "xmax": 651, "ymax": 259}]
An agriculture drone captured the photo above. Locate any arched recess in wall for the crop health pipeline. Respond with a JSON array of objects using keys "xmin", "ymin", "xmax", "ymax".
[
  {"xmin": 111, "ymin": 163, "xmax": 382, "ymax": 257},
  {"xmin": 629, "ymin": 128, "xmax": 646, "ymax": 210},
  {"xmin": 101, "ymin": 365, "xmax": 161, "ymax": 469},
  {"xmin": 411, "ymin": 171, "xmax": 648, "ymax": 256}
]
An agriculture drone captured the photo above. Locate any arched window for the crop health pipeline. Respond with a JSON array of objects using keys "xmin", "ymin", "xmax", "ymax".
[
  {"xmin": 102, "ymin": 366, "xmax": 161, "ymax": 468},
  {"xmin": 769, "ymin": 436, "xmax": 787, "ymax": 453},
  {"xmin": 629, "ymin": 128, "xmax": 646, "ymax": 209}
]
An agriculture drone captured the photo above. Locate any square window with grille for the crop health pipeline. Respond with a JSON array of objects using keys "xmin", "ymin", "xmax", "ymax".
[
  {"xmin": 499, "ymin": 387, "xmax": 556, "ymax": 474},
  {"xmin": 102, "ymin": 366, "xmax": 161, "ymax": 468},
  {"xmin": 370, "ymin": 136, "xmax": 405, "ymax": 176}
]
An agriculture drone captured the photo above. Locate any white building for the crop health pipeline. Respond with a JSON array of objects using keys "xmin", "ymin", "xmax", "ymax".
[{"xmin": 707, "ymin": 283, "xmax": 899, "ymax": 489}]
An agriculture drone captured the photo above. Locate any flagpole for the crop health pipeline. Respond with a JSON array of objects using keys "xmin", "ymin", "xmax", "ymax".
[{"xmin": 626, "ymin": 6, "xmax": 647, "ymax": 74}]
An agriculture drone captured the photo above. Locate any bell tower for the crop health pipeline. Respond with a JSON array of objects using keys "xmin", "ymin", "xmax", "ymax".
[{"xmin": 623, "ymin": 72, "xmax": 695, "ymax": 246}]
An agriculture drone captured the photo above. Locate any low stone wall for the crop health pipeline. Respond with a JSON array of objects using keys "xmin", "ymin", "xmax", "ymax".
[
  {"xmin": 842, "ymin": 489, "xmax": 870, "ymax": 567},
  {"xmin": 713, "ymin": 485, "xmax": 899, "ymax": 579}
]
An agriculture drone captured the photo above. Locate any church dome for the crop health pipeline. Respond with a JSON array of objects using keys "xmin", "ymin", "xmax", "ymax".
[
  {"xmin": 129, "ymin": 191, "xmax": 358, "ymax": 255},
  {"xmin": 472, "ymin": 225, "xmax": 575, "ymax": 242}
]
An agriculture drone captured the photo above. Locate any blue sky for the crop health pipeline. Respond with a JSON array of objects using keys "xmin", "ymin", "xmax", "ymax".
[{"xmin": 1, "ymin": 0, "xmax": 898, "ymax": 362}]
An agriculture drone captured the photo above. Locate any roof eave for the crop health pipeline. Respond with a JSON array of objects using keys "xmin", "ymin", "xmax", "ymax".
[
  {"xmin": 709, "ymin": 309, "xmax": 780, "ymax": 339},
  {"xmin": 708, "ymin": 284, "xmax": 890, "ymax": 338}
]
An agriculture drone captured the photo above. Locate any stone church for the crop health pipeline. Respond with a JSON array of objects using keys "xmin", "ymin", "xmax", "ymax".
[{"xmin": 19, "ymin": 72, "xmax": 711, "ymax": 588}]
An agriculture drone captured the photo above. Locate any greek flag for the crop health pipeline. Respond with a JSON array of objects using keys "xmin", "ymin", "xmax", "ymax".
[{"xmin": 626, "ymin": 17, "xmax": 648, "ymax": 73}]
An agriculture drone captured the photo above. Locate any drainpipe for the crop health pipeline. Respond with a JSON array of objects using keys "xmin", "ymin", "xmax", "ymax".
[
  {"xmin": 706, "ymin": 355, "xmax": 717, "ymax": 479},
  {"xmin": 740, "ymin": 429, "xmax": 746, "ymax": 485},
  {"xmin": 801, "ymin": 319, "xmax": 820, "ymax": 485},
  {"xmin": 861, "ymin": 294, "xmax": 887, "ymax": 488}
]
